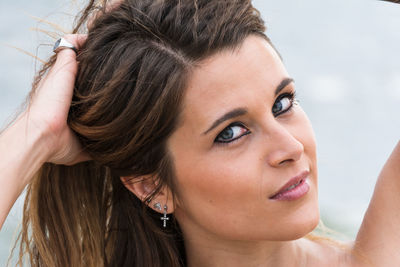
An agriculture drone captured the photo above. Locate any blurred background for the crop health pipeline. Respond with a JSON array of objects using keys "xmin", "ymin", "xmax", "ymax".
[{"xmin": 1, "ymin": 0, "xmax": 399, "ymax": 264}]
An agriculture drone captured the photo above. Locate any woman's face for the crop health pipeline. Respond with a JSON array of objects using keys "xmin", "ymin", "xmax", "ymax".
[{"xmin": 167, "ymin": 35, "xmax": 319, "ymax": 242}]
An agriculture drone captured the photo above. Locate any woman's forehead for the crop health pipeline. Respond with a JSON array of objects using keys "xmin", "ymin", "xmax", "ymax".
[{"xmin": 179, "ymin": 35, "xmax": 288, "ymax": 129}]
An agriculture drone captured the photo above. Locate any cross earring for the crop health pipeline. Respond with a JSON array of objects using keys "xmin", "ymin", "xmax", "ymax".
[{"xmin": 160, "ymin": 204, "xmax": 169, "ymax": 228}]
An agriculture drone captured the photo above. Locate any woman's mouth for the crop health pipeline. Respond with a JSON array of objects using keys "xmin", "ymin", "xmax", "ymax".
[{"xmin": 269, "ymin": 170, "xmax": 310, "ymax": 201}]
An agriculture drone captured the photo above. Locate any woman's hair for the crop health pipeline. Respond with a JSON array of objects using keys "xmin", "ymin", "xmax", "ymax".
[{"xmin": 16, "ymin": 0, "xmax": 268, "ymax": 266}]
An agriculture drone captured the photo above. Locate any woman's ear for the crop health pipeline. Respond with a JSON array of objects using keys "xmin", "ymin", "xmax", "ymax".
[{"xmin": 120, "ymin": 176, "xmax": 174, "ymax": 214}]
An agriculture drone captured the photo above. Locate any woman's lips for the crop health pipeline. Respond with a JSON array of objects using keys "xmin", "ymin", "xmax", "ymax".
[{"xmin": 269, "ymin": 170, "xmax": 310, "ymax": 201}]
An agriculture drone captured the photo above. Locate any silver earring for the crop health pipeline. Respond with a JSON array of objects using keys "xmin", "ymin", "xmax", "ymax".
[
  {"xmin": 160, "ymin": 204, "xmax": 169, "ymax": 228},
  {"xmin": 153, "ymin": 202, "xmax": 162, "ymax": 211}
]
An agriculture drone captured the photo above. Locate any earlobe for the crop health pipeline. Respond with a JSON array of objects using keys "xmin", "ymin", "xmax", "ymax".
[{"xmin": 119, "ymin": 176, "xmax": 175, "ymax": 214}]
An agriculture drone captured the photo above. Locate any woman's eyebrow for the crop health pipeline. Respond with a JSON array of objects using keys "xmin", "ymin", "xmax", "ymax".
[
  {"xmin": 275, "ymin": 77, "xmax": 294, "ymax": 96},
  {"xmin": 202, "ymin": 108, "xmax": 248, "ymax": 135},
  {"xmin": 202, "ymin": 77, "xmax": 294, "ymax": 136}
]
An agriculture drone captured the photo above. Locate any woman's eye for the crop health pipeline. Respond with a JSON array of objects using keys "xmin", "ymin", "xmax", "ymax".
[
  {"xmin": 272, "ymin": 93, "xmax": 295, "ymax": 116},
  {"xmin": 215, "ymin": 123, "xmax": 250, "ymax": 143}
]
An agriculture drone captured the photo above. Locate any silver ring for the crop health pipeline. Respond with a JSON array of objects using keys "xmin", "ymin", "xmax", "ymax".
[{"xmin": 53, "ymin": 38, "xmax": 78, "ymax": 54}]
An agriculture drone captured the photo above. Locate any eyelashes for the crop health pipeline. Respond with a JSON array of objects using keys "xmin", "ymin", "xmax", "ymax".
[
  {"xmin": 214, "ymin": 122, "xmax": 251, "ymax": 144},
  {"xmin": 272, "ymin": 91, "xmax": 297, "ymax": 117},
  {"xmin": 214, "ymin": 91, "xmax": 297, "ymax": 145}
]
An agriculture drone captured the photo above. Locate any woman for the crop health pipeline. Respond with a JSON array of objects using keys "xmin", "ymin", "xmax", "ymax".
[{"xmin": 1, "ymin": 0, "xmax": 399, "ymax": 266}]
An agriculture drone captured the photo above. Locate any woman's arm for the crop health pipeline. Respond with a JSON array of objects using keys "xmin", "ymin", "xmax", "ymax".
[
  {"xmin": 353, "ymin": 141, "xmax": 400, "ymax": 266},
  {"xmin": 0, "ymin": 35, "xmax": 88, "ymax": 230},
  {"xmin": 0, "ymin": 114, "xmax": 51, "ymax": 229}
]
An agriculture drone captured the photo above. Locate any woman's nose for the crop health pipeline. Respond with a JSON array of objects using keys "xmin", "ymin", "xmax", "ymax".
[{"xmin": 264, "ymin": 123, "xmax": 304, "ymax": 167}]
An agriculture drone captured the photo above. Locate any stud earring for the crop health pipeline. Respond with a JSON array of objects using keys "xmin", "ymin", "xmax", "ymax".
[
  {"xmin": 153, "ymin": 202, "xmax": 162, "ymax": 211},
  {"xmin": 160, "ymin": 204, "xmax": 169, "ymax": 228}
]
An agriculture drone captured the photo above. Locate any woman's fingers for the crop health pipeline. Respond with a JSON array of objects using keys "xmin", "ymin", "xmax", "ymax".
[
  {"xmin": 28, "ymin": 34, "xmax": 92, "ymax": 165},
  {"xmin": 87, "ymin": 0, "xmax": 124, "ymax": 30},
  {"xmin": 106, "ymin": 0, "xmax": 124, "ymax": 11},
  {"xmin": 33, "ymin": 35, "xmax": 87, "ymax": 120},
  {"xmin": 71, "ymin": 34, "xmax": 88, "ymax": 48}
]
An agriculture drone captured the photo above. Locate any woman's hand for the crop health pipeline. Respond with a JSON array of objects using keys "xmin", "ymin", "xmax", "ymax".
[
  {"xmin": 0, "ymin": 34, "xmax": 89, "ymax": 229},
  {"xmin": 27, "ymin": 34, "xmax": 90, "ymax": 165},
  {"xmin": 87, "ymin": 0, "xmax": 124, "ymax": 30}
]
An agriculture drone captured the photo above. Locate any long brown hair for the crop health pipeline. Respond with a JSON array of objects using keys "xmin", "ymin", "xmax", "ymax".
[{"xmin": 16, "ymin": 0, "xmax": 268, "ymax": 266}]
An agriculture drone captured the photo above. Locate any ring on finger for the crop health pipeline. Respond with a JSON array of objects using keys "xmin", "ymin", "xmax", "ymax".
[{"xmin": 53, "ymin": 37, "xmax": 78, "ymax": 54}]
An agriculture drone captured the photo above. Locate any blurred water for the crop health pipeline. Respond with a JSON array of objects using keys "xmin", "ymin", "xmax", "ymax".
[{"xmin": 1, "ymin": 0, "xmax": 399, "ymax": 264}]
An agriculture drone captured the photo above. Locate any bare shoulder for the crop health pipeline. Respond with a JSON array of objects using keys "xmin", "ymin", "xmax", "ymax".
[
  {"xmin": 302, "ymin": 237, "xmax": 363, "ymax": 267},
  {"xmin": 309, "ymin": 237, "xmax": 396, "ymax": 267}
]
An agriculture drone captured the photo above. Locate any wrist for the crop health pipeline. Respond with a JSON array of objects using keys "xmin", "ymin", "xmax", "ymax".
[
  {"xmin": 0, "ymin": 112, "xmax": 54, "ymax": 210},
  {"xmin": 13, "ymin": 112, "xmax": 54, "ymax": 166}
]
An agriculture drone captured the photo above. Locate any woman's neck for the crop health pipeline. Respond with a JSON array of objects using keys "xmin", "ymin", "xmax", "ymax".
[{"xmin": 184, "ymin": 232, "xmax": 314, "ymax": 267}]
